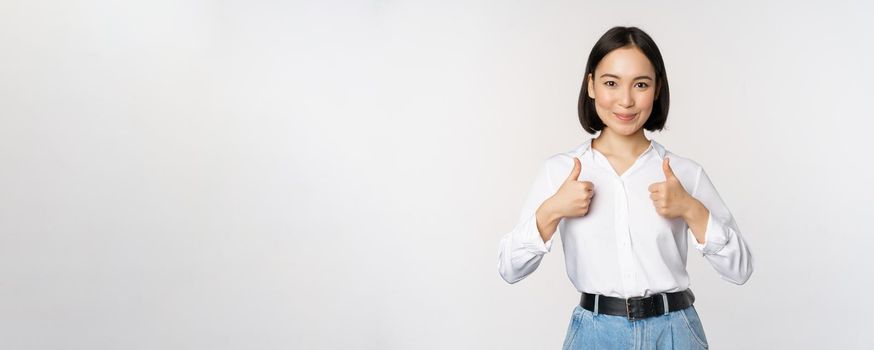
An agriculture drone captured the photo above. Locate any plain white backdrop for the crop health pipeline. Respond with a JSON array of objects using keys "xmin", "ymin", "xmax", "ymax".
[{"xmin": 1, "ymin": 0, "xmax": 873, "ymax": 349}]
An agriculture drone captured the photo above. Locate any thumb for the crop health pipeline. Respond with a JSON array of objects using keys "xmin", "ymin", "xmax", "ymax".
[
  {"xmin": 567, "ymin": 157, "xmax": 581, "ymax": 182},
  {"xmin": 662, "ymin": 157, "xmax": 676, "ymax": 180}
]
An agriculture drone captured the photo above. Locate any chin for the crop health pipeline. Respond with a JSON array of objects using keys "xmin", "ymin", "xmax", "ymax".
[{"xmin": 606, "ymin": 124, "xmax": 643, "ymax": 136}]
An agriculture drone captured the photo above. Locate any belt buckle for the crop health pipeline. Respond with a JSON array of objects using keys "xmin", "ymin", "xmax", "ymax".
[
  {"xmin": 625, "ymin": 298, "xmax": 635, "ymax": 320},
  {"xmin": 626, "ymin": 296, "xmax": 643, "ymax": 321}
]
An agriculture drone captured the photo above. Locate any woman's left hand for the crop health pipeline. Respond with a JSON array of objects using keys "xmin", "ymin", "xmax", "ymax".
[{"xmin": 648, "ymin": 157, "xmax": 697, "ymax": 219}]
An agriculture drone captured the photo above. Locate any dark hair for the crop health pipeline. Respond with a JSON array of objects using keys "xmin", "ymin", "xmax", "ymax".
[{"xmin": 578, "ymin": 26, "xmax": 670, "ymax": 134}]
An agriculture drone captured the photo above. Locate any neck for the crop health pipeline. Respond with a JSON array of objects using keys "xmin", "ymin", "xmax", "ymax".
[{"xmin": 592, "ymin": 128, "xmax": 651, "ymax": 158}]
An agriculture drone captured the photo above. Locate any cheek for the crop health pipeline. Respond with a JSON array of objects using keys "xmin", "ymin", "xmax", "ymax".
[
  {"xmin": 635, "ymin": 92, "xmax": 656, "ymax": 123},
  {"xmin": 637, "ymin": 90, "xmax": 657, "ymax": 109},
  {"xmin": 594, "ymin": 99, "xmax": 614, "ymax": 120},
  {"xmin": 593, "ymin": 87, "xmax": 616, "ymax": 109}
]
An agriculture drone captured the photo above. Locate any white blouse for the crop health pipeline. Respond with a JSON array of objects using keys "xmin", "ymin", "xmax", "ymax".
[{"xmin": 497, "ymin": 138, "xmax": 753, "ymax": 298}]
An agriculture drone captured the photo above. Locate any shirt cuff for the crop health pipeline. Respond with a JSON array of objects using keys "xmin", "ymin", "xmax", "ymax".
[
  {"xmin": 520, "ymin": 213, "xmax": 555, "ymax": 255},
  {"xmin": 693, "ymin": 212, "xmax": 729, "ymax": 255}
]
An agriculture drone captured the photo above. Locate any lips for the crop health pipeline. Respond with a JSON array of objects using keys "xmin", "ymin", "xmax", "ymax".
[{"xmin": 614, "ymin": 112, "xmax": 637, "ymax": 121}]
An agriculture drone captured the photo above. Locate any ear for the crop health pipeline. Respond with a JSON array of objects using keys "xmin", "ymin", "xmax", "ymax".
[
  {"xmin": 587, "ymin": 73, "xmax": 595, "ymax": 99},
  {"xmin": 654, "ymin": 82, "xmax": 660, "ymax": 100}
]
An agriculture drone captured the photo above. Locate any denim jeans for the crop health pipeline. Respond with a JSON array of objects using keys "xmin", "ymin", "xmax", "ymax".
[{"xmin": 562, "ymin": 303, "xmax": 709, "ymax": 349}]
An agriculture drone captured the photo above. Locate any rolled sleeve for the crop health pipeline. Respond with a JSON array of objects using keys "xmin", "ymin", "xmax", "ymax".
[
  {"xmin": 518, "ymin": 213, "xmax": 556, "ymax": 255},
  {"xmin": 689, "ymin": 167, "xmax": 754, "ymax": 284},
  {"xmin": 692, "ymin": 212, "xmax": 729, "ymax": 255},
  {"xmin": 498, "ymin": 156, "xmax": 563, "ymax": 284}
]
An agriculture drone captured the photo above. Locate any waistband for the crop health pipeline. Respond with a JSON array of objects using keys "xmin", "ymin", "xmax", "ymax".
[{"xmin": 579, "ymin": 289, "xmax": 695, "ymax": 321}]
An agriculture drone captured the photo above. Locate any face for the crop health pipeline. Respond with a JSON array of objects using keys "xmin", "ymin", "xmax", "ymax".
[{"xmin": 587, "ymin": 46, "xmax": 658, "ymax": 136}]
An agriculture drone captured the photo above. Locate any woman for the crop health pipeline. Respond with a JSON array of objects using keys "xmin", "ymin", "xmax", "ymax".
[{"xmin": 497, "ymin": 26, "xmax": 753, "ymax": 349}]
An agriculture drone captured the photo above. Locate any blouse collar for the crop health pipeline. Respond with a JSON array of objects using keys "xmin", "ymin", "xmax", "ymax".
[{"xmin": 577, "ymin": 137, "xmax": 666, "ymax": 162}]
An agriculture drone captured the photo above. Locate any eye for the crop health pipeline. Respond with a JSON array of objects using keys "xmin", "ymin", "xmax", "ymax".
[
  {"xmin": 635, "ymin": 82, "xmax": 649, "ymax": 88},
  {"xmin": 604, "ymin": 81, "xmax": 616, "ymax": 87}
]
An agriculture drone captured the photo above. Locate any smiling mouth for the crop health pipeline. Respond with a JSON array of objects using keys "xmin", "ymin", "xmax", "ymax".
[{"xmin": 614, "ymin": 112, "xmax": 637, "ymax": 121}]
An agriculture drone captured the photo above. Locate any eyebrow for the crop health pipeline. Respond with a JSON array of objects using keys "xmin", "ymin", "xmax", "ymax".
[{"xmin": 599, "ymin": 73, "xmax": 654, "ymax": 81}]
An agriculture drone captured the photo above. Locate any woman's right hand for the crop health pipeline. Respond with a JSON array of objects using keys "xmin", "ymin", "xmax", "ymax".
[
  {"xmin": 535, "ymin": 157, "xmax": 594, "ymax": 241},
  {"xmin": 545, "ymin": 157, "xmax": 595, "ymax": 219}
]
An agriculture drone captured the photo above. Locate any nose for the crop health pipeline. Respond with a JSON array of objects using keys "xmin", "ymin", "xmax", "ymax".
[{"xmin": 618, "ymin": 88, "xmax": 634, "ymax": 108}]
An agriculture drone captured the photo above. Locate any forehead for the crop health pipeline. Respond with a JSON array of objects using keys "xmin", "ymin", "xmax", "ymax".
[{"xmin": 595, "ymin": 46, "xmax": 655, "ymax": 77}]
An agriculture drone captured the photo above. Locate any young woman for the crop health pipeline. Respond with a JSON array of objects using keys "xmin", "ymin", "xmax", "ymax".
[{"xmin": 497, "ymin": 26, "xmax": 753, "ymax": 349}]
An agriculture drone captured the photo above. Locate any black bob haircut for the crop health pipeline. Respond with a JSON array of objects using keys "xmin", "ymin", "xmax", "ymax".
[{"xmin": 578, "ymin": 26, "xmax": 670, "ymax": 135}]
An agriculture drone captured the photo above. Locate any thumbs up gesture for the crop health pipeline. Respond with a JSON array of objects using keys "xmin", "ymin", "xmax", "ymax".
[
  {"xmin": 535, "ymin": 157, "xmax": 595, "ymax": 242},
  {"xmin": 648, "ymin": 157, "xmax": 695, "ymax": 219},
  {"xmin": 546, "ymin": 157, "xmax": 595, "ymax": 219}
]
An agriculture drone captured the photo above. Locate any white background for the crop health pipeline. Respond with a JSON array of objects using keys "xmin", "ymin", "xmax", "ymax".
[{"xmin": 2, "ymin": 0, "xmax": 873, "ymax": 349}]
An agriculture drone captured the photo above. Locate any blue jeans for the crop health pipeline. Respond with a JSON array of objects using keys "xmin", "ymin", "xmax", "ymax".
[{"xmin": 562, "ymin": 303, "xmax": 709, "ymax": 349}]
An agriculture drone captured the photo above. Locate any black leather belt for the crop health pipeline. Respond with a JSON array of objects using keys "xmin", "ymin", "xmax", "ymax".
[{"xmin": 579, "ymin": 289, "xmax": 695, "ymax": 320}]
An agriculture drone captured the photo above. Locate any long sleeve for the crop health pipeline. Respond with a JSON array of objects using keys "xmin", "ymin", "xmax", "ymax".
[
  {"xmin": 497, "ymin": 158, "xmax": 561, "ymax": 284},
  {"xmin": 689, "ymin": 167, "xmax": 754, "ymax": 284}
]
